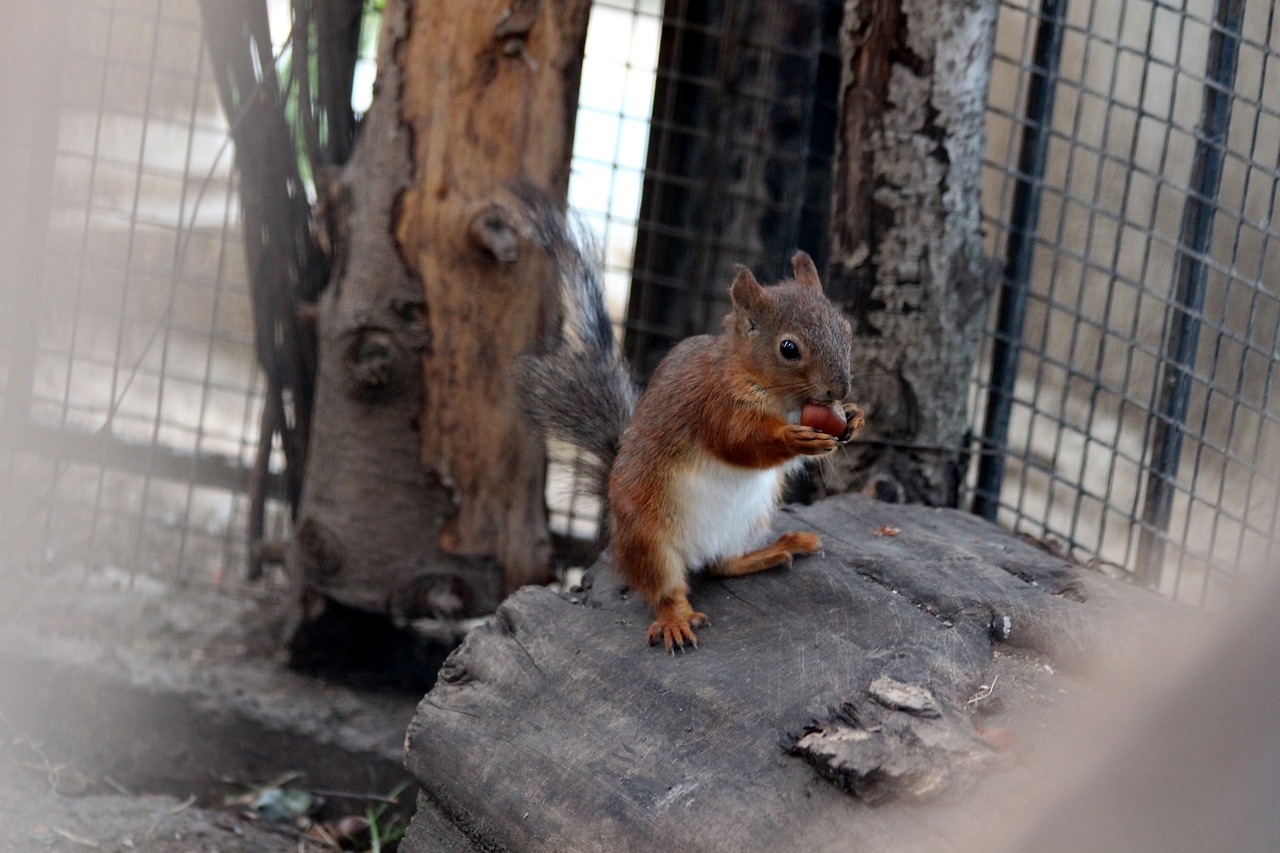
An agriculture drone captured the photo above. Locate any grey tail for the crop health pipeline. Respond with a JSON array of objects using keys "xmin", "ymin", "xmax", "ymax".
[{"xmin": 512, "ymin": 185, "xmax": 637, "ymax": 504}]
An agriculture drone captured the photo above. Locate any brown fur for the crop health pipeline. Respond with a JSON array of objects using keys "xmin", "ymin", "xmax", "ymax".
[{"xmin": 609, "ymin": 254, "xmax": 861, "ymax": 650}]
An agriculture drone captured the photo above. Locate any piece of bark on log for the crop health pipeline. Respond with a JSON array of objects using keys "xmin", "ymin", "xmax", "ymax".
[{"xmin": 401, "ymin": 492, "xmax": 1163, "ymax": 851}]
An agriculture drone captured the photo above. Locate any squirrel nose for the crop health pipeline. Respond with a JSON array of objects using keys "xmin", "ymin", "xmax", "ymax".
[{"xmin": 832, "ymin": 376, "xmax": 850, "ymax": 402}]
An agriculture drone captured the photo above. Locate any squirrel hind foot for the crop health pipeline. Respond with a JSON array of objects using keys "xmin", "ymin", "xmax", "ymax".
[
  {"xmin": 708, "ymin": 531, "xmax": 823, "ymax": 578},
  {"xmin": 647, "ymin": 598, "xmax": 709, "ymax": 652},
  {"xmin": 775, "ymin": 530, "xmax": 822, "ymax": 555}
]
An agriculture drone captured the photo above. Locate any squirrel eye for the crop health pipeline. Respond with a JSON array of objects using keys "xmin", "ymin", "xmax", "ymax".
[{"xmin": 779, "ymin": 339, "xmax": 801, "ymax": 361}]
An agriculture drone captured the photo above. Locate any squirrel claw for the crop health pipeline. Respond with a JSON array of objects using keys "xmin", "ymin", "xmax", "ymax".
[
  {"xmin": 838, "ymin": 404, "xmax": 866, "ymax": 444},
  {"xmin": 786, "ymin": 424, "xmax": 839, "ymax": 456},
  {"xmin": 647, "ymin": 610, "xmax": 708, "ymax": 652}
]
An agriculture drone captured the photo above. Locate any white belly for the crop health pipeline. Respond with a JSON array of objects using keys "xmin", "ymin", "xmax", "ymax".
[{"xmin": 672, "ymin": 457, "xmax": 805, "ymax": 570}]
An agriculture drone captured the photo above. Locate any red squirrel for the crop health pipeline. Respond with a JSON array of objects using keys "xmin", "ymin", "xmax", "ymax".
[{"xmin": 516, "ymin": 190, "xmax": 863, "ymax": 651}]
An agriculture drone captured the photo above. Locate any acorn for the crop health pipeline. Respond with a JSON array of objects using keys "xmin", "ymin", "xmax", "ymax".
[{"xmin": 800, "ymin": 402, "xmax": 847, "ymax": 438}]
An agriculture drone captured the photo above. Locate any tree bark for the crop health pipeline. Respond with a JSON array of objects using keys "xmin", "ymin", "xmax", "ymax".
[
  {"xmin": 398, "ymin": 0, "xmax": 592, "ymax": 593},
  {"xmin": 824, "ymin": 0, "xmax": 1000, "ymax": 506},
  {"xmin": 293, "ymin": 0, "xmax": 590, "ymax": 622}
]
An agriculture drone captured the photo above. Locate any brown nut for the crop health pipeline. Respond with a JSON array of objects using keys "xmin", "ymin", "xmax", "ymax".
[{"xmin": 800, "ymin": 402, "xmax": 847, "ymax": 437}]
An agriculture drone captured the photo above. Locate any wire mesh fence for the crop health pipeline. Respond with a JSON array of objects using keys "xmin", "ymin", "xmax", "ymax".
[
  {"xmin": 2, "ymin": 0, "xmax": 1277, "ymax": 607},
  {"xmin": 619, "ymin": 0, "xmax": 842, "ymax": 381},
  {"xmin": 0, "ymin": 0, "xmax": 285, "ymax": 588},
  {"xmin": 972, "ymin": 0, "xmax": 1280, "ymax": 606}
]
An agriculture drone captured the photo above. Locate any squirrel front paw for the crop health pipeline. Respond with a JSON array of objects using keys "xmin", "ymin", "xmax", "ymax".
[
  {"xmin": 838, "ymin": 404, "xmax": 865, "ymax": 444},
  {"xmin": 785, "ymin": 423, "xmax": 839, "ymax": 456}
]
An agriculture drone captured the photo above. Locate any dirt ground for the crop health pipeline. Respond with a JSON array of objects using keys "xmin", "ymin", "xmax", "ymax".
[
  {"xmin": 0, "ymin": 563, "xmax": 428, "ymax": 852},
  {"xmin": 0, "ymin": 758, "xmax": 298, "ymax": 852}
]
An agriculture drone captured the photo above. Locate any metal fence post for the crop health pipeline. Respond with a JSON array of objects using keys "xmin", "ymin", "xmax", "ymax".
[
  {"xmin": 1136, "ymin": 0, "xmax": 1246, "ymax": 587},
  {"xmin": 974, "ymin": 0, "xmax": 1068, "ymax": 521}
]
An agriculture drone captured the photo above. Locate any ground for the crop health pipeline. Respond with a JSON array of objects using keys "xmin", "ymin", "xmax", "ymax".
[
  {"xmin": 0, "ymin": 758, "xmax": 297, "ymax": 853},
  {"xmin": 0, "ymin": 564, "xmax": 426, "ymax": 852}
]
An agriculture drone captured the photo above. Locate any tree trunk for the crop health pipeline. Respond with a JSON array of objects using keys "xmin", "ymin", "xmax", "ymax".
[
  {"xmin": 293, "ymin": 0, "xmax": 590, "ymax": 622},
  {"xmin": 824, "ymin": 0, "xmax": 999, "ymax": 506},
  {"xmin": 625, "ymin": 0, "xmax": 842, "ymax": 381}
]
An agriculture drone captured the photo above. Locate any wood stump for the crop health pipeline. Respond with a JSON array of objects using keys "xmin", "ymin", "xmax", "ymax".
[
  {"xmin": 292, "ymin": 0, "xmax": 592, "ymax": 627},
  {"xmin": 400, "ymin": 493, "xmax": 1161, "ymax": 851}
]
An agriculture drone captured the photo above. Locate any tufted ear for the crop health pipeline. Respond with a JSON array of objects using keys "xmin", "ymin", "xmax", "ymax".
[
  {"xmin": 791, "ymin": 251, "xmax": 822, "ymax": 291},
  {"xmin": 729, "ymin": 264, "xmax": 768, "ymax": 312}
]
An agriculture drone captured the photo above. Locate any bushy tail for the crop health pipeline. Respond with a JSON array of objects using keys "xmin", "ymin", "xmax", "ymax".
[{"xmin": 513, "ymin": 186, "xmax": 637, "ymax": 502}]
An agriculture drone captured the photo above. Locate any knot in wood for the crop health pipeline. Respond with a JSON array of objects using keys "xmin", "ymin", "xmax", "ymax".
[
  {"xmin": 867, "ymin": 474, "xmax": 907, "ymax": 504},
  {"xmin": 389, "ymin": 297, "xmax": 431, "ymax": 352},
  {"xmin": 391, "ymin": 571, "xmax": 474, "ymax": 620},
  {"xmin": 438, "ymin": 659, "xmax": 470, "ymax": 685},
  {"xmin": 468, "ymin": 205, "xmax": 520, "ymax": 264},
  {"xmin": 494, "ymin": 0, "xmax": 539, "ymax": 41},
  {"xmin": 342, "ymin": 326, "xmax": 404, "ymax": 395},
  {"xmin": 296, "ymin": 517, "xmax": 346, "ymax": 581}
]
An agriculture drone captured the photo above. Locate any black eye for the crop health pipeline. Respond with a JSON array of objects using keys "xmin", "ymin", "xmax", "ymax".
[{"xmin": 779, "ymin": 339, "xmax": 801, "ymax": 361}]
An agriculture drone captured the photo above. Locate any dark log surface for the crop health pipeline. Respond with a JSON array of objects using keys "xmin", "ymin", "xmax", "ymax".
[{"xmin": 402, "ymin": 493, "xmax": 1162, "ymax": 852}]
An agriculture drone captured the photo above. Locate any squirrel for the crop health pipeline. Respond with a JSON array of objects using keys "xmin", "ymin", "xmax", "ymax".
[{"xmin": 515, "ymin": 189, "xmax": 864, "ymax": 651}]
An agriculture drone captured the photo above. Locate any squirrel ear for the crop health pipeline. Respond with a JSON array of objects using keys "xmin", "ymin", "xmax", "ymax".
[
  {"xmin": 791, "ymin": 251, "xmax": 822, "ymax": 291},
  {"xmin": 730, "ymin": 265, "xmax": 767, "ymax": 312}
]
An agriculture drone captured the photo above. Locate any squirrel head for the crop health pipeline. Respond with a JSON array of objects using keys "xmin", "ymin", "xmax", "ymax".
[{"xmin": 726, "ymin": 251, "xmax": 853, "ymax": 410}]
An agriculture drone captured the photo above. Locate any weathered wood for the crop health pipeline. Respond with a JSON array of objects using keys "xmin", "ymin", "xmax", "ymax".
[
  {"xmin": 788, "ymin": 674, "xmax": 996, "ymax": 804},
  {"xmin": 293, "ymin": 0, "xmax": 465, "ymax": 619},
  {"xmin": 397, "ymin": 0, "xmax": 592, "ymax": 594},
  {"xmin": 824, "ymin": 0, "xmax": 1001, "ymax": 505},
  {"xmin": 293, "ymin": 0, "xmax": 591, "ymax": 621},
  {"xmin": 402, "ymin": 493, "xmax": 1161, "ymax": 851}
]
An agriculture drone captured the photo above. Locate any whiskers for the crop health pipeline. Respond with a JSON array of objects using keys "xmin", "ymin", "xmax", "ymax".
[{"xmin": 753, "ymin": 377, "xmax": 831, "ymax": 404}]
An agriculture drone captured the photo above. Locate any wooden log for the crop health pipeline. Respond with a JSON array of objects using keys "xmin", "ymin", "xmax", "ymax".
[
  {"xmin": 401, "ymin": 493, "xmax": 1163, "ymax": 851},
  {"xmin": 293, "ymin": 0, "xmax": 592, "ymax": 624}
]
